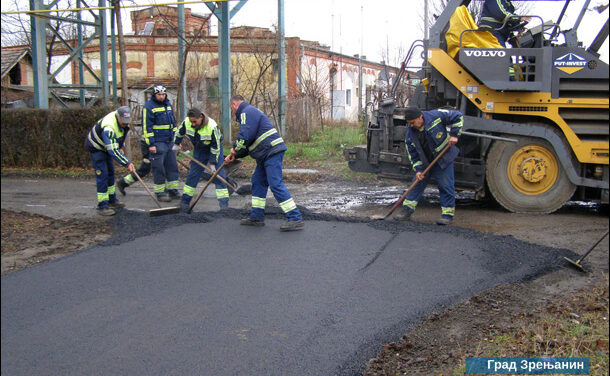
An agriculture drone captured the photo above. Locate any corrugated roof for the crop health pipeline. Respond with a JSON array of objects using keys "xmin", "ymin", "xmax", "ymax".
[{"xmin": 1, "ymin": 48, "xmax": 30, "ymax": 79}]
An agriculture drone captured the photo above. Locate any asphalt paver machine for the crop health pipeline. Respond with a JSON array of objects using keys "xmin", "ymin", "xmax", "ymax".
[{"xmin": 344, "ymin": 0, "xmax": 609, "ymax": 213}]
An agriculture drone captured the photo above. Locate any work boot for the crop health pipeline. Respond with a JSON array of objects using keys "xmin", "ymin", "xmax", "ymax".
[
  {"xmin": 117, "ymin": 179, "xmax": 128, "ymax": 196},
  {"xmin": 168, "ymin": 190, "xmax": 180, "ymax": 201},
  {"xmin": 157, "ymin": 194, "xmax": 172, "ymax": 202},
  {"xmin": 280, "ymin": 220, "xmax": 304, "ymax": 232},
  {"xmin": 180, "ymin": 201, "xmax": 190, "ymax": 213},
  {"xmin": 240, "ymin": 218, "xmax": 265, "ymax": 227},
  {"xmin": 97, "ymin": 207, "xmax": 116, "ymax": 216},
  {"xmin": 436, "ymin": 216, "xmax": 454, "ymax": 226},
  {"xmin": 394, "ymin": 207, "xmax": 414, "ymax": 221},
  {"xmin": 109, "ymin": 201, "xmax": 125, "ymax": 209}
]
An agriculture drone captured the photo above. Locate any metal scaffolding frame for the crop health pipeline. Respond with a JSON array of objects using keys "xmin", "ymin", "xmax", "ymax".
[
  {"xmin": 26, "ymin": 0, "xmax": 288, "ymax": 144},
  {"xmin": 30, "ymin": 0, "xmax": 110, "ymax": 108}
]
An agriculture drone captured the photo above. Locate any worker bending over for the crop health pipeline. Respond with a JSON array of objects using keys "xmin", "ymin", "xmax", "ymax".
[
  {"xmin": 396, "ymin": 106, "xmax": 463, "ymax": 225},
  {"xmin": 225, "ymin": 95, "xmax": 304, "ymax": 231},
  {"xmin": 175, "ymin": 108, "xmax": 229, "ymax": 211},
  {"xmin": 84, "ymin": 106, "xmax": 135, "ymax": 216}
]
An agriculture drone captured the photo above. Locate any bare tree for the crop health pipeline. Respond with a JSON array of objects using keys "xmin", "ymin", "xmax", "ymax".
[
  {"xmin": 1, "ymin": 0, "xmax": 83, "ymax": 76},
  {"xmin": 231, "ymin": 27, "xmax": 279, "ymax": 127},
  {"xmin": 146, "ymin": 4, "xmax": 212, "ymax": 121}
]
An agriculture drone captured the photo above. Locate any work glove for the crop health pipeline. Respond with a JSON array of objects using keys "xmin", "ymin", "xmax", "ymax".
[
  {"xmin": 172, "ymin": 144, "xmax": 181, "ymax": 156},
  {"xmin": 209, "ymin": 164, "xmax": 216, "ymax": 173}
]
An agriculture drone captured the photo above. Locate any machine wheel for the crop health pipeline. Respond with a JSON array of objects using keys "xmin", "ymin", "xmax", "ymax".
[{"xmin": 486, "ymin": 136, "xmax": 576, "ymax": 213}]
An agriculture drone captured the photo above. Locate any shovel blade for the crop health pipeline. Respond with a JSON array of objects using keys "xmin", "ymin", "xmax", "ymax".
[
  {"xmin": 149, "ymin": 206, "xmax": 180, "ymax": 217},
  {"xmin": 563, "ymin": 256, "xmax": 586, "ymax": 272}
]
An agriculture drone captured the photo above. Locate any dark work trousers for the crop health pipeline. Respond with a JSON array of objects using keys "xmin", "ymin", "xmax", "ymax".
[
  {"xmin": 90, "ymin": 150, "xmax": 118, "ymax": 209},
  {"xmin": 181, "ymin": 148, "xmax": 229, "ymax": 207},
  {"xmin": 249, "ymin": 151, "xmax": 302, "ymax": 222},
  {"xmin": 150, "ymin": 141, "xmax": 179, "ymax": 198}
]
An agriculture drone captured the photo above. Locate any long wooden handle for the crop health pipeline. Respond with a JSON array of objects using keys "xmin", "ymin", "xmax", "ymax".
[
  {"xmin": 383, "ymin": 144, "xmax": 452, "ymax": 219},
  {"xmin": 188, "ymin": 160, "xmax": 228, "ymax": 212},
  {"xmin": 132, "ymin": 170, "xmax": 163, "ymax": 209},
  {"xmin": 179, "ymin": 151, "xmax": 236, "ymax": 190}
]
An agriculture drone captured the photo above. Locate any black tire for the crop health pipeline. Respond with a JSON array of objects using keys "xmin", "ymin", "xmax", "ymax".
[{"xmin": 486, "ymin": 136, "xmax": 576, "ymax": 213}]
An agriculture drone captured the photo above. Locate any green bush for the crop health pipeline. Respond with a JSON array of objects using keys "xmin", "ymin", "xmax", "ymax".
[{"xmin": 1, "ymin": 106, "xmax": 113, "ymax": 168}]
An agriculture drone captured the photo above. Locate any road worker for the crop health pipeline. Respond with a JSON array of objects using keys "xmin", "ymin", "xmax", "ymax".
[
  {"xmin": 140, "ymin": 84, "xmax": 179, "ymax": 202},
  {"xmin": 175, "ymin": 108, "xmax": 229, "ymax": 211},
  {"xmin": 395, "ymin": 106, "xmax": 463, "ymax": 225},
  {"xmin": 225, "ymin": 95, "xmax": 304, "ymax": 231},
  {"xmin": 479, "ymin": 0, "xmax": 530, "ymax": 47},
  {"xmin": 84, "ymin": 106, "xmax": 135, "ymax": 216}
]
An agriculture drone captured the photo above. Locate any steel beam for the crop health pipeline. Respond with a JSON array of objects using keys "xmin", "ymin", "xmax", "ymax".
[
  {"xmin": 219, "ymin": 1, "xmax": 231, "ymax": 141},
  {"xmin": 177, "ymin": 3, "xmax": 187, "ymax": 121},
  {"xmin": 31, "ymin": 0, "xmax": 49, "ymax": 108}
]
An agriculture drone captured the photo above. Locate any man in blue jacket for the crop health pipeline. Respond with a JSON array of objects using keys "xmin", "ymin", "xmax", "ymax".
[
  {"xmin": 175, "ymin": 108, "xmax": 229, "ymax": 211},
  {"xmin": 143, "ymin": 84, "xmax": 179, "ymax": 202},
  {"xmin": 84, "ymin": 106, "xmax": 136, "ymax": 216},
  {"xmin": 395, "ymin": 106, "xmax": 463, "ymax": 225},
  {"xmin": 224, "ymin": 95, "xmax": 304, "ymax": 231},
  {"xmin": 479, "ymin": 0, "xmax": 529, "ymax": 47}
]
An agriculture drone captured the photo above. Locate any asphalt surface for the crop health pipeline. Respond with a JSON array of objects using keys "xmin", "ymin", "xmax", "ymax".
[{"xmin": 1, "ymin": 206, "xmax": 574, "ymax": 376}]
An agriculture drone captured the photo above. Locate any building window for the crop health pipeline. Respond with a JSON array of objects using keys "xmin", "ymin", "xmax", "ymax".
[{"xmin": 346, "ymin": 89, "xmax": 351, "ymax": 106}]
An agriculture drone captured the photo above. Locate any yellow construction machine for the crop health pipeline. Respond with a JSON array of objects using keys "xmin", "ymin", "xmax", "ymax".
[{"xmin": 344, "ymin": 0, "xmax": 608, "ymax": 213}]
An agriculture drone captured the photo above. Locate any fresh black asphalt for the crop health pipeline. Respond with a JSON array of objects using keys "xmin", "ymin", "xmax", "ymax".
[{"xmin": 1, "ymin": 208, "xmax": 574, "ymax": 375}]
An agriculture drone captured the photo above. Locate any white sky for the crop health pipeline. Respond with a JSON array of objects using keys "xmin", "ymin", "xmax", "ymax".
[
  {"xmin": 2, "ymin": 0, "xmax": 608, "ymax": 64},
  {"xmin": 215, "ymin": 0, "xmax": 609, "ymax": 64}
]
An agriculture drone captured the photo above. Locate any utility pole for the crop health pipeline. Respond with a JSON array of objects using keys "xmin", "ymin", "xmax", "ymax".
[
  {"xmin": 113, "ymin": 0, "xmax": 129, "ymax": 106},
  {"xmin": 358, "ymin": 3, "xmax": 363, "ymax": 121},
  {"xmin": 278, "ymin": 0, "xmax": 286, "ymax": 136},
  {"xmin": 424, "ymin": 0, "xmax": 429, "ymax": 41},
  {"xmin": 178, "ymin": 2, "xmax": 187, "ymax": 121}
]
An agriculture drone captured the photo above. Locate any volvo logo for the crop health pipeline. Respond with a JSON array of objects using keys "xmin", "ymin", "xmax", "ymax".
[{"xmin": 464, "ymin": 50, "xmax": 506, "ymax": 57}]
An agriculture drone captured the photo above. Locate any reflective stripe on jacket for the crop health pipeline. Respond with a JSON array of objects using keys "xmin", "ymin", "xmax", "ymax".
[
  {"xmin": 84, "ymin": 111, "xmax": 131, "ymax": 166},
  {"xmin": 143, "ymin": 96, "xmax": 177, "ymax": 145},
  {"xmin": 405, "ymin": 109, "xmax": 463, "ymax": 173},
  {"xmin": 233, "ymin": 101, "xmax": 286, "ymax": 161},
  {"xmin": 175, "ymin": 116, "xmax": 223, "ymax": 164},
  {"xmin": 479, "ymin": 0, "xmax": 520, "ymax": 40}
]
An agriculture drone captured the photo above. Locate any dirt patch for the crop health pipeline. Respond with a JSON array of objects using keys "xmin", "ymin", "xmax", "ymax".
[
  {"xmin": 363, "ymin": 271, "xmax": 609, "ymax": 375},
  {"xmin": 1, "ymin": 209, "xmax": 112, "ymax": 275}
]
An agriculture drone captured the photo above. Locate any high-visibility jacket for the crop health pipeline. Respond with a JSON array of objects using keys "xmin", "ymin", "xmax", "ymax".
[
  {"xmin": 143, "ymin": 96, "xmax": 177, "ymax": 145},
  {"xmin": 175, "ymin": 116, "xmax": 223, "ymax": 164},
  {"xmin": 233, "ymin": 101, "xmax": 286, "ymax": 161},
  {"xmin": 405, "ymin": 109, "xmax": 463, "ymax": 173},
  {"xmin": 84, "ymin": 110, "xmax": 131, "ymax": 166}
]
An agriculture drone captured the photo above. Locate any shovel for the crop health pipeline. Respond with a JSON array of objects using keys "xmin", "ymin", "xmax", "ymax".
[
  {"xmin": 186, "ymin": 160, "xmax": 228, "ymax": 214},
  {"xmin": 371, "ymin": 144, "xmax": 451, "ymax": 220},
  {"xmin": 179, "ymin": 150, "xmax": 237, "ymax": 192},
  {"xmin": 132, "ymin": 171, "xmax": 180, "ymax": 217},
  {"xmin": 563, "ymin": 230, "xmax": 608, "ymax": 272}
]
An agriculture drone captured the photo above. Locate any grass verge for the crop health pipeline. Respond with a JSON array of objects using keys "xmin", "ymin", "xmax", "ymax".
[{"xmin": 453, "ymin": 276, "xmax": 609, "ymax": 376}]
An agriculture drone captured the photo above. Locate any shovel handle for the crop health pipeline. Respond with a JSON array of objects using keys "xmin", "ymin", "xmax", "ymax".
[
  {"xmin": 132, "ymin": 170, "xmax": 163, "ymax": 209},
  {"xmin": 179, "ymin": 151, "xmax": 236, "ymax": 190},
  {"xmin": 188, "ymin": 160, "xmax": 228, "ymax": 213},
  {"xmin": 382, "ymin": 144, "xmax": 452, "ymax": 219}
]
